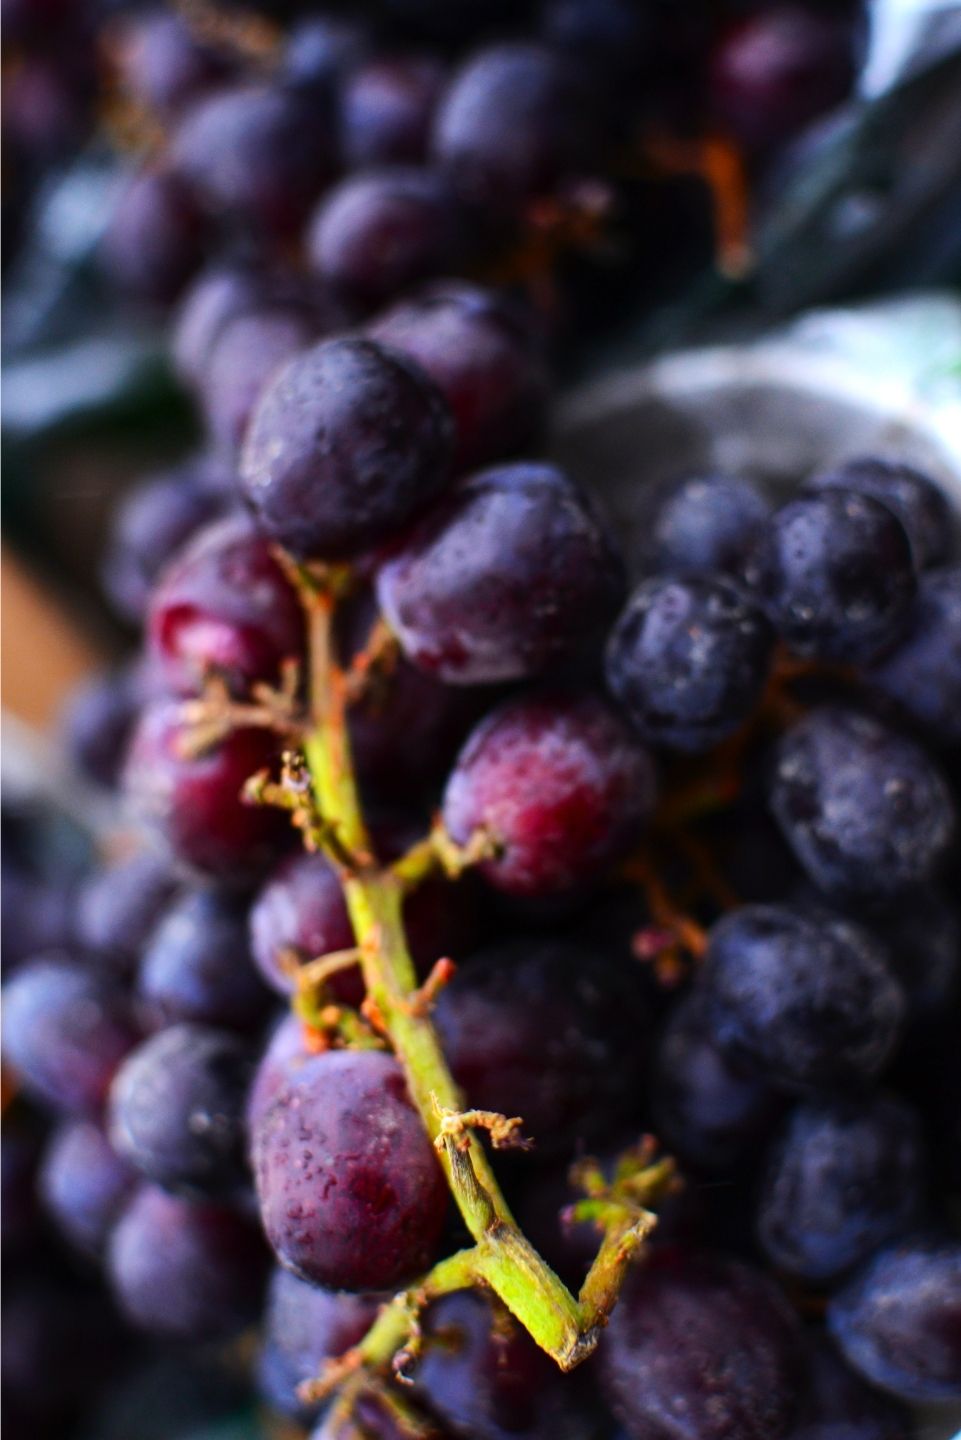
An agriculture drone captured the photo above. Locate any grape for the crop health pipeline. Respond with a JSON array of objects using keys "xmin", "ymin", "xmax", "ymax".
[
  {"xmin": 757, "ymin": 1094, "xmax": 925, "ymax": 1284},
  {"xmin": 283, "ymin": 15, "xmax": 373, "ymax": 94},
  {"xmin": 60, "ymin": 664, "xmax": 144, "ymax": 789},
  {"xmin": 708, "ymin": 3, "xmax": 864, "ymax": 152},
  {"xmin": 123, "ymin": 699, "xmax": 287, "ymax": 880},
  {"xmin": 433, "ymin": 938, "xmax": 650, "ymax": 1155},
  {"xmin": 171, "ymin": 263, "xmax": 271, "ymax": 386},
  {"xmin": 138, "ymin": 888, "xmax": 270, "ymax": 1032},
  {"xmin": 145, "ymin": 513, "xmax": 304, "ymax": 697},
  {"xmin": 413, "ymin": 1290, "xmax": 593, "ymax": 1440},
  {"xmin": 600, "ymin": 1247, "xmax": 803, "ymax": 1440},
  {"xmin": 39, "ymin": 1119, "xmax": 135, "ymax": 1256},
  {"xmin": 115, "ymin": 9, "xmax": 235, "ymax": 121},
  {"xmin": 75, "ymin": 850, "xmax": 178, "ymax": 975},
  {"xmin": 810, "ymin": 455, "xmax": 954, "ymax": 571},
  {"xmin": 432, "ymin": 42, "xmax": 599, "ymax": 218},
  {"xmin": 252, "ymin": 1048, "xmax": 447, "ymax": 1291},
  {"xmin": 201, "ymin": 304, "xmax": 324, "ymax": 456},
  {"xmin": 378, "ymin": 464, "xmax": 625, "ymax": 685},
  {"xmin": 2, "ymin": 958, "xmax": 138, "ymax": 1114},
  {"xmin": 109, "ymin": 1023, "xmax": 252, "ymax": 1196},
  {"xmin": 246, "ymin": 1012, "xmax": 308, "ymax": 1136},
  {"xmin": 340, "ymin": 55, "xmax": 447, "ymax": 167},
  {"xmin": 258, "ymin": 1267, "xmax": 379, "ymax": 1419},
  {"xmin": 539, "ymin": 0, "xmax": 655, "ymax": 75},
  {"xmin": 605, "ymin": 574, "xmax": 774, "ymax": 752},
  {"xmin": 651, "ymin": 989, "xmax": 783, "ymax": 1173},
  {"xmin": 368, "ymin": 282, "xmax": 549, "ymax": 471},
  {"xmin": 828, "ymin": 1234, "xmax": 961, "ymax": 1401},
  {"xmin": 769, "ymin": 706, "xmax": 956, "ymax": 899},
  {"xmin": 1, "ymin": 863, "xmax": 76, "ymax": 973},
  {"xmin": 312, "ymin": 1390, "xmax": 448, "ymax": 1440},
  {"xmin": 307, "ymin": 167, "xmax": 467, "ymax": 309},
  {"xmin": 442, "ymin": 691, "xmax": 656, "ymax": 898},
  {"xmin": 858, "ymin": 886, "xmax": 960, "ymax": 1036},
  {"xmin": 240, "ymin": 336, "xmax": 453, "ymax": 561},
  {"xmin": 101, "ymin": 466, "xmax": 225, "ymax": 623},
  {"xmin": 108, "ymin": 1184, "xmax": 267, "ymax": 1339},
  {"xmin": 1, "ymin": 1112, "xmax": 44, "ymax": 1258},
  {"xmin": 742, "ymin": 490, "xmax": 916, "ymax": 663},
  {"xmin": 865, "ymin": 567, "xmax": 961, "ymax": 748},
  {"xmin": 101, "ymin": 166, "xmax": 207, "ymax": 307},
  {"xmin": 645, "ymin": 472, "xmax": 771, "ymax": 578},
  {"xmin": 702, "ymin": 904, "xmax": 905, "ymax": 1093},
  {"xmin": 171, "ymin": 83, "xmax": 336, "ymax": 241},
  {"xmin": 790, "ymin": 1333, "xmax": 909, "ymax": 1440}
]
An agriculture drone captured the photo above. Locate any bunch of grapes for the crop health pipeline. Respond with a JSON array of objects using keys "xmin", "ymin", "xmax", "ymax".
[{"xmin": 5, "ymin": 3, "xmax": 961, "ymax": 1440}]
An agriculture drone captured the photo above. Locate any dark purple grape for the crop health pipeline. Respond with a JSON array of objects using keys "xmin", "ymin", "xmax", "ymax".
[
  {"xmin": 600, "ymin": 1247, "xmax": 803, "ymax": 1440},
  {"xmin": 2, "ymin": 958, "xmax": 138, "ymax": 1114},
  {"xmin": 708, "ymin": 3, "xmax": 865, "ymax": 152},
  {"xmin": 108, "ymin": 1184, "xmax": 267, "ymax": 1339},
  {"xmin": 442, "ymin": 691, "xmax": 656, "ymax": 898},
  {"xmin": 39, "ymin": 1119, "xmax": 135, "ymax": 1256},
  {"xmin": 123, "ymin": 700, "xmax": 287, "ymax": 881},
  {"xmin": 540, "ymin": 0, "xmax": 655, "ymax": 74},
  {"xmin": 378, "ymin": 464, "xmax": 625, "ymax": 685},
  {"xmin": 413, "ymin": 1289, "xmax": 593, "ymax": 1440},
  {"xmin": 308, "ymin": 167, "xmax": 466, "ymax": 309},
  {"xmin": 865, "ymin": 567, "xmax": 961, "ymax": 748},
  {"xmin": 138, "ymin": 888, "xmax": 269, "ymax": 1032},
  {"xmin": 433, "ymin": 938, "xmax": 649, "ymax": 1155},
  {"xmin": 109, "ymin": 1023, "xmax": 251, "ymax": 1195},
  {"xmin": 789, "ymin": 1333, "xmax": 909, "ymax": 1440},
  {"xmin": 75, "ymin": 850, "xmax": 178, "ymax": 976},
  {"xmin": 646, "ymin": 472, "xmax": 771, "ymax": 578},
  {"xmin": 101, "ymin": 167, "xmax": 207, "ymax": 306},
  {"xmin": 252, "ymin": 1048, "xmax": 447, "ymax": 1291},
  {"xmin": 368, "ymin": 282, "xmax": 549, "ymax": 471},
  {"xmin": 605, "ymin": 574, "xmax": 774, "ymax": 752},
  {"xmin": 340, "ymin": 55, "xmax": 447, "ymax": 167},
  {"xmin": 810, "ymin": 456, "xmax": 954, "ymax": 571},
  {"xmin": 116, "ymin": 9, "xmax": 235, "ymax": 121},
  {"xmin": 651, "ymin": 989, "xmax": 783, "ymax": 1173},
  {"xmin": 702, "ymin": 904, "xmax": 904, "ymax": 1094},
  {"xmin": 201, "ymin": 303, "xmax": 326, "ymax": 455},
  {"xmin": 146, "ymin": 513, "xmax": 304, "ymax": 697},
  {"xmin": 757, "ymin": 1094, "xmax": 925, "ymax": 1284},
  {"xmin": 828, "ymin": 1235, "xmax": 961, "ymax": 1401},
  {"xmin": 857, "ymin": 887, "xmax": 960, "ymax": 1036},
  {"xmin": 432, "ymin": 42, "xmax": 599, "ymax": 218},
  {"xmin": 283, "ymin": 15, "xmax": 373, "ymax": 94},
  {"xmin": 240, "ymin": 336, "xmax": 453, "ymax": 561},
  {"xmin": 171, "ymin": 263, "xmax": 266, "ymax": 386},
  {"xmin": 258, "ymin": 1267, "xmax": 379, "ymax": 1419},
  {"xmin": 246, "ymin": 1011, "xmax": 308, "ymax": 1136},
  {"xmin": 60, "ymin": 664, "xmax": 144, "ymax": 788},
  {"xmin": 1, "ymin": 1112, "xmax": 44, "ymax": 1258},
  {"xmin": 742, "ymin": 490, "xmax": 916, "ymax": 663},
  {"xmin": 769, "ymin": 706, "xmax": 956, "ymax": 899},
  {"xmin": 172, "ymin": 83, "xmax": 337, "ymax": 241}
]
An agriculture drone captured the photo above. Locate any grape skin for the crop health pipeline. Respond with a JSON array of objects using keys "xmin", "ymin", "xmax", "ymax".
[{"xmin": 40, "ymin": 1119, "xmax": 135, "ymax": 1256}]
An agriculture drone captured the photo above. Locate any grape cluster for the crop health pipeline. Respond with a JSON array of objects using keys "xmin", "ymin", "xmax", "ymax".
[{"xmin": 5, "ymin": 4, "xmax": 961, "ymax": 1439}]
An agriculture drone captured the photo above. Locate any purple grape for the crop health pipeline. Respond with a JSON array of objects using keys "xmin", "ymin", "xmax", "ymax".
[
  {"xmin": 810, "ymin": 456, "xmax": 954, "ymax": 571},
  {"xmin": 138, "ymin": 888, "xmax": 269, "ymax": 1032},
  {"xmin": 757, "ymin": 1094, "xmax": 926, "ymax": 1284},
  {"xmin": 170, "ymin": 263, "xmax": 267, "ymax": 386},
  {"xmin": 442, "ymin": 691, "xmax": 656, "ymax": 898},
  {"xmin": 828, "ymin": 1235, "xmax": 961, "ymax": 1401},
  {"xmin": 340, "ymin": 54, "xmax": 447, "ymax": 167},
  {"xmin": 101, "ymin": 167, "xmax": 207, "ymax": 306},
  {"xmin": 246, "ymin": 1012, "xmax": 308, "ymax": 1136},
  {"xmin": 39, "ymin": 1119, "xmax": 135, "ymax": 1256},
  {"xmin": 307, "ymin": 167, "xmax": 467, "ymax": 308},
  {"xmin": 283, "ymin": 15, "xmax": 373, "ymax": 94},
  {"xmin": 600, "ymin": 1247, "xmax": 803, "ymax": 1440},
  {"xmin": 2, "ymin": 958, "xmax": 138, "ymax": 1114},
  {"xmin": 605, "ymin": 574, "xmax": 774, "ymax": 752},
  {"xmin": 1, "ymin": 1113, "xmax": 44, "ymax": 1258},
  {"xmin": 368, "ymin": 282, "xmax": 549, "ymax": 471},
  {"xmin": 789, "ymin": 1333, "xmax": 909, "ymax": 1440},
  {"xmin": 123, "ymin": 699, "xmax": 287, "ymax": 881},
  {"xmin": 651, "ymin": 989, "xmax": 784, "ymax": 1173},
  {"xmin": 258, "ymin": 1267, "xmax": 379, "ymax": 1419},
  {"xmin": 540, "ymin": 0, "xmax": 655, "ymax": 73},
  {"xmin": 857, "ymin": 886, "xmax": 961, "ymax": 1036},
  {"xmin": 865, "ymin": 567, "xmax": 961, "ymax": 748},
  {"xmin": 702, "ymin": 904, "xmax": 904, "ymax": 1093},
  {"xmin": 201, "ymin": 302, "xmax": 325, "ymax": 455},
  {"xmin": 146, "ymin": 513, "xmax": 304, "ymax": 697},
  {"xmin": 116, "ymin": 9, "xmax": 235, "ymax": 121},
  {"xmin": 108, "ymin": 1184, "xmax": 267, "ymax": 1339},
  {"xmin": 645, "ymin": 472, "xmax": 771, "ymax": 578},
  {"xmin": 769, "ymin": 706, "xmax": 956, "ymax": 899},
  {"xmin": 252, "ymin": 1048, "xmax": 447, "ymax": 1291},
  {"xmin": 109, "ymin": 1022, "xmax": 252, "ymax": 1196},
  {"xmin": 378, "ymin": 463, "xmax": 624, "ymax": 685},
  {"xmin": 434, "ymin": 938, "xmax": 650, "ymax": 1155},
  {"xmin": 75, "ymin": 850, "xmax": 178, "ymax": 976},
  {"xmin": 742, "ymin": 490, "xmax": 916, "ymax": 663},
  {"xmin": 60, "ymin": 664, "xmax": 144, "ymax": 788},
  {"xmin": 240, "ymin": 336, "xmax": 453, "ymax": 561},
  {"xmin": 172, "ymin": 83, "xmax": 337, "ymax": 242}
]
